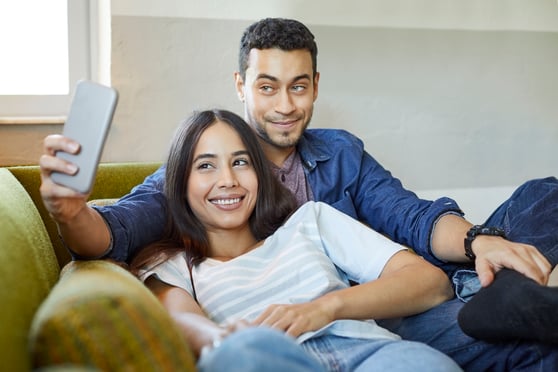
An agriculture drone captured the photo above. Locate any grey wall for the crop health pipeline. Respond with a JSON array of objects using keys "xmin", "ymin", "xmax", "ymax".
[
  {"xmin": 108, "ymin": 17, "xmax": 245, "ymax": 163},
  {"xmin": 4, "ymin": 2, "xmax": 555, "ymax": 195},
  {"xmin": 108, "ymin": 15, "xmax": 558, "ymax": 190},
  {"xmin": 315, "ymin": 26, "xmax": 558, "ymax": 189}
]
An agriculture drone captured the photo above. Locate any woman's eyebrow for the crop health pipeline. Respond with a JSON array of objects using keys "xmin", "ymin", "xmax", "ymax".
[
  {"xmin": 193, "ymin": 153, "xmax": 216, "ymax": 162},
  {"xmin": 193, "ymin": 150, "xmax": 249, "ymax": 162},
  {"xmin": 232, "ymin": 150, "xmax": 250, "ymax": 156}
]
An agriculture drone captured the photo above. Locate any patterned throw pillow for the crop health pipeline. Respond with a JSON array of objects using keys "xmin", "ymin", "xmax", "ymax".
[{"xmin": 29, "ymin": 260, "xmax": 196, "ymax": 371}]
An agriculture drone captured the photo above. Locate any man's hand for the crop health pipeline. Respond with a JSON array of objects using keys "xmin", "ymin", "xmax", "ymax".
[
  {"xmin": 39, "ymin": 134, "xmax": 88, "ymax": 223},
  {"xmin": 38, "ymin": 134, "xmax": 113, "ymax": 257},
  {"xmin": 432, "ymin": 214, "xmax": 552, "ymax": 287},
  {"xmin": 472, "ymin": 235, "xmax": 552, "ymax": 287}
]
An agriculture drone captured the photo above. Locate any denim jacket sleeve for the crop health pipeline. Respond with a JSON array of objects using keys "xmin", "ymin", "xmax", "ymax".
[
  {"xmin": 91, "ymin": 165, "xmax": 168, "ymax": 262},
  {"xmin": 300, "ymin": 129, "xmax": 463, "ymax": 265}
]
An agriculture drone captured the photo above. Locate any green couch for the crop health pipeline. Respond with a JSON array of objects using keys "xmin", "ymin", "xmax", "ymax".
[{"xmin": 0, "ymin": 163, "xmax": 196, "ymax": 371}]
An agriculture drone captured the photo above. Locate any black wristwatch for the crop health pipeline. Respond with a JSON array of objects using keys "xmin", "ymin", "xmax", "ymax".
[{"xmin": 464, "ymin": 225, "xmax": 507, "ymax": 260}]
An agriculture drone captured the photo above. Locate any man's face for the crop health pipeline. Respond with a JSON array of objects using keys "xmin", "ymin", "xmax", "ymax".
[{"xmin": 235, "ymin": 48, "xmax": 320, "ymax": 150}]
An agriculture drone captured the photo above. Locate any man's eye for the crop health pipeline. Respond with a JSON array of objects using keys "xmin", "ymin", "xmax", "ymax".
[
  {"xmin": 260, "ymin": 85, "xmax": 274, "ymax": 93},
  {"xmin": 292, "ymin": 85, "xmax": 306, "ymax": 92}
]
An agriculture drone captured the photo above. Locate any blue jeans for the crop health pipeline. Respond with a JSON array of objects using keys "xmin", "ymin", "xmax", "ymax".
[
  {"xmin": 197, "ymin": 328, "xmax": 324, "ymax": 372},
  {"xmin": 380, "ymin": 176, "xmax": 558, "ymax": 371},
  {"xmin": 301, "ymin": 335, "xmax": 461, "ymax": 372},
  {"xmin": 443, "ymin": 176, "xmax": 558, "ymax": 281},
  {"xmin": 379, "ymin": 299, "xmax": 558, "ymax": 371},
  {"xmin": 484, "ymin": 176, "xmax": 558, "ymax": 266},
  {"xmin": 198, "ymin": 327, "xmax": 461, "ymax": 372}
]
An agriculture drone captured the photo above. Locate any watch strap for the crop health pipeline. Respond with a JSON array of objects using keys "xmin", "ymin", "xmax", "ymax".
[{"xmin": 464, "ymin": 225, "xmax": 506, "ymax": 260}]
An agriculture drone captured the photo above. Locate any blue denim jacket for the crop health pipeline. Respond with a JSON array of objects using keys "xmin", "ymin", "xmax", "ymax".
[{"xmin": 94, "ymin": 128, "xmax": 463, "ymax": 264}]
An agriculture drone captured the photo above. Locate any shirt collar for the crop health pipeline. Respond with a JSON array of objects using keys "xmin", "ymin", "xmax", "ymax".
[{"xmin": 296, "ymin": 131, "xmax": 332, "ymax": 170}]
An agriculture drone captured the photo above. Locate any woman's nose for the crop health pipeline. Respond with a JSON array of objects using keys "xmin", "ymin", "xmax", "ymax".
[{"xmin": 217, "ymin": 167, "xmax": 238, "ymax": 188}]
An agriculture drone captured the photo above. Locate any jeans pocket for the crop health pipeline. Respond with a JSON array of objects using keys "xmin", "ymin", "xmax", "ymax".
[{"xmin": 452, "ymin": 269, "xmax": 481, "ymax": 302}]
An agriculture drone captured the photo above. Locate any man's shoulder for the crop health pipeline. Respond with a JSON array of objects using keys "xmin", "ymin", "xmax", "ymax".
[
  {"xmin": 303, "ymin": 128, "xmax": 364, "ymax": 148},
  {"xmin": 298, "ymin": 128, "xmax": 366, "ymax": 162}
]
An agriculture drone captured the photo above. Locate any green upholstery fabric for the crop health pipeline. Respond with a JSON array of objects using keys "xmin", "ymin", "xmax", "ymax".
[
  {"xmin": 29, "ymin": 260, "xmax": 196, "ymax": 371},
  {"xmin": 9, "ymin": 162, "xmax": 162, "ymax": 266},
  {"xmin": 0, "ymin": 168, "xmax": 60, "ymax": 371},
  {"xmin": 0, "ymin": 163, "xmax": 198, "ymax": 371},
  {"xmin": 86, "ymin": 199, "xmax": 118, "ymax": 207}
]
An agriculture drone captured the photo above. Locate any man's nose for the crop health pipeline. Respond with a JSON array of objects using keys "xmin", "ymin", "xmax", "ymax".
[{"xmin": 275, "ymin": 90, "xmax": 295, "ymax": 115}]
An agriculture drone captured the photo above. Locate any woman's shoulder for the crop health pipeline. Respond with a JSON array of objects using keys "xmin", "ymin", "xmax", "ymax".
[
  {"xmin": 295, "ymin": 201, "xmax": 339, "ymax": 215},
  {"xmin": 283, "ymin": 201, "xmax": 340, "ymax": 227}
]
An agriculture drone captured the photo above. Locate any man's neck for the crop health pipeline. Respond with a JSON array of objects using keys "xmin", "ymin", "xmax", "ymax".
[{"xmin": 260, "ymin": 140, "xmax": 296, "ymax": 168}]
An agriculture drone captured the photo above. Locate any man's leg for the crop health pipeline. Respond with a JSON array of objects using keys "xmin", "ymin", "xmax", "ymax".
[
  {"xmin": 379, "ymin": 298, "xmax": 558, "ymax": 371},
  {"xmin": 302, "ymin": 335, "xmax": 460, "ymax": 372},
  {"xmin": 458, "ymin": 177, "xmax": 558, "ymax": 343},
  {"xmin": 458, "ymin": 268, "xmax": 558, "ymax": 343},
  {"xmin": 484, "ymin": 176, "xmax": 558, "ymax": 265}
]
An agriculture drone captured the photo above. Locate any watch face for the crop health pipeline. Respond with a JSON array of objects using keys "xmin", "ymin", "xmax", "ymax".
[
  {"xmin": 479, "ymin": 226, "xmax": 506, "ymax": 237},
  {"xmin": 465, "ymin": 225, "xmax": 506, "ymax": 261},
  {"xmin": 468, "ymin": 225, "xmax": 505, "ymax": 238},
  {"xmin": 467, "ymin": 225, "xmax": 484, "ymax": 238}
]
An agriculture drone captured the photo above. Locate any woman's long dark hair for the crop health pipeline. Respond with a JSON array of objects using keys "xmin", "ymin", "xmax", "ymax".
[{"xmin": 130, "ymin": 109, "xmax": 297, "ymax": 274}]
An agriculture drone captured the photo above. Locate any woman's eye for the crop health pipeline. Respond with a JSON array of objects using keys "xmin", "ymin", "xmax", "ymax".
[
  {"xmin": 197, "ymin": 162, "xmax": 213, "ymax": 170},
  {"xmin": 233, "ymin": 158, "xmax": 249, "ymax": 167}
]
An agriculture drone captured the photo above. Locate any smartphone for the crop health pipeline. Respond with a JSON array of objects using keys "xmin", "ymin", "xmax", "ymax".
[{"xmin": 51, "ymin": 80, "xmax": 118, "ymax": 193}]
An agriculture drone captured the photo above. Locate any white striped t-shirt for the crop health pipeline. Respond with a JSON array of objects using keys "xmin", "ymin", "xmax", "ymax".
[{"xmin": 140, "ymin": 201, "xmax": 406, "ymax": 343}]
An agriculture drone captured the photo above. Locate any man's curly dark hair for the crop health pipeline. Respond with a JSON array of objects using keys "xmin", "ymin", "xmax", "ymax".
[{"xmin": 238, "ymin": 18, "xmax": 318, "ymax": 80}]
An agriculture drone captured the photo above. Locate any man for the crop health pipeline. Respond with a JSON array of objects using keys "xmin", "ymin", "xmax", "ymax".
[{"xmin": 40, "ymin": 18, "xmax": 558, "ymax": 369}]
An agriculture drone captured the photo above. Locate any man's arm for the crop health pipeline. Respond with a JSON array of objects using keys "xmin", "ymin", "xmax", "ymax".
[
  {"xmin": 304, "ymin": 130, "xmax": 463, "ymax": 262},
  {"xmin": 325, "ymin": 133, "xmax": 552, "ymax": 287},
  {"xmin": 40, "ymin": 134, "xmax": 168, "ymax": 261},
  {"xmin": 40, "ymin": 134, "xmax": 112, "ymax": 257},
  {"xmin": 431, "ymin": 213, "xmax": 551, "ymax": 286}
]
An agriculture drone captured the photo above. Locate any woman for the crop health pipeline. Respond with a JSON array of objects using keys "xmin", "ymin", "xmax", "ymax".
[{"xmin": 131, "ymin": 109, "xmax": 460, "ymax": 372}]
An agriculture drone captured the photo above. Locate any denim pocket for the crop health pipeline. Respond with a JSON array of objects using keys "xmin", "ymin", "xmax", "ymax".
[{"xmin": 452, "ymin": 269, "xmax": 481, "ymax": 302}]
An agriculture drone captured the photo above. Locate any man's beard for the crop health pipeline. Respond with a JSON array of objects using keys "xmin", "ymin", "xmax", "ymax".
[
  {"xmin": 255, "ymin": 115, "xmax": 311, "ymax": 149},
  {"xmin": 256, "ymin": 125, "xmax": 300, "ymax": 149}
]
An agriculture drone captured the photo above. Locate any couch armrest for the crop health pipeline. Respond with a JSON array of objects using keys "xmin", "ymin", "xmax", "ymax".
[{"xmin": 29, "ymin": 260, "xmax": 196, "ymax": 371}]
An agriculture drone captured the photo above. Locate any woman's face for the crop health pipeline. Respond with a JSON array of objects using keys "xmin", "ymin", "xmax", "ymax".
[{"xmin": 187, "ymin": 121, "xmax": 258, "ymax": 234}]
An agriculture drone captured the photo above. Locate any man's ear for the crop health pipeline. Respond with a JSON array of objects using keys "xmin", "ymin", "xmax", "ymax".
[
  {"xmin": 234, "ymin": 72, "xmax": 245, "ymax": 102},
  {"xmin": 313, "ymin": 72, "xmax": 320, "ymax": 102}
]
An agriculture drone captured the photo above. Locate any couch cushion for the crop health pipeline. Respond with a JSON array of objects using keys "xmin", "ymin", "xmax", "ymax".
[
  {"xmin": 29, "ymin": 260, "xmax": 196, "ymax": 371},
  {"xmin": 0, "ymin": 168, "xmax": 60, "ymax": 371},
  {"xmin": 8, "ymin": 162, "xmax": 163, "ymax": 267},
  {"xmin": 86, "ymin": 198, "xmax": 118, "ymax": 207}
]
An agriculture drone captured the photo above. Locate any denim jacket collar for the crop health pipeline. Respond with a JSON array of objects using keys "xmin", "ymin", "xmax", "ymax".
[{"xmin": 297, "ymin": 131, "xmax": 332, "ymax": 171}]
